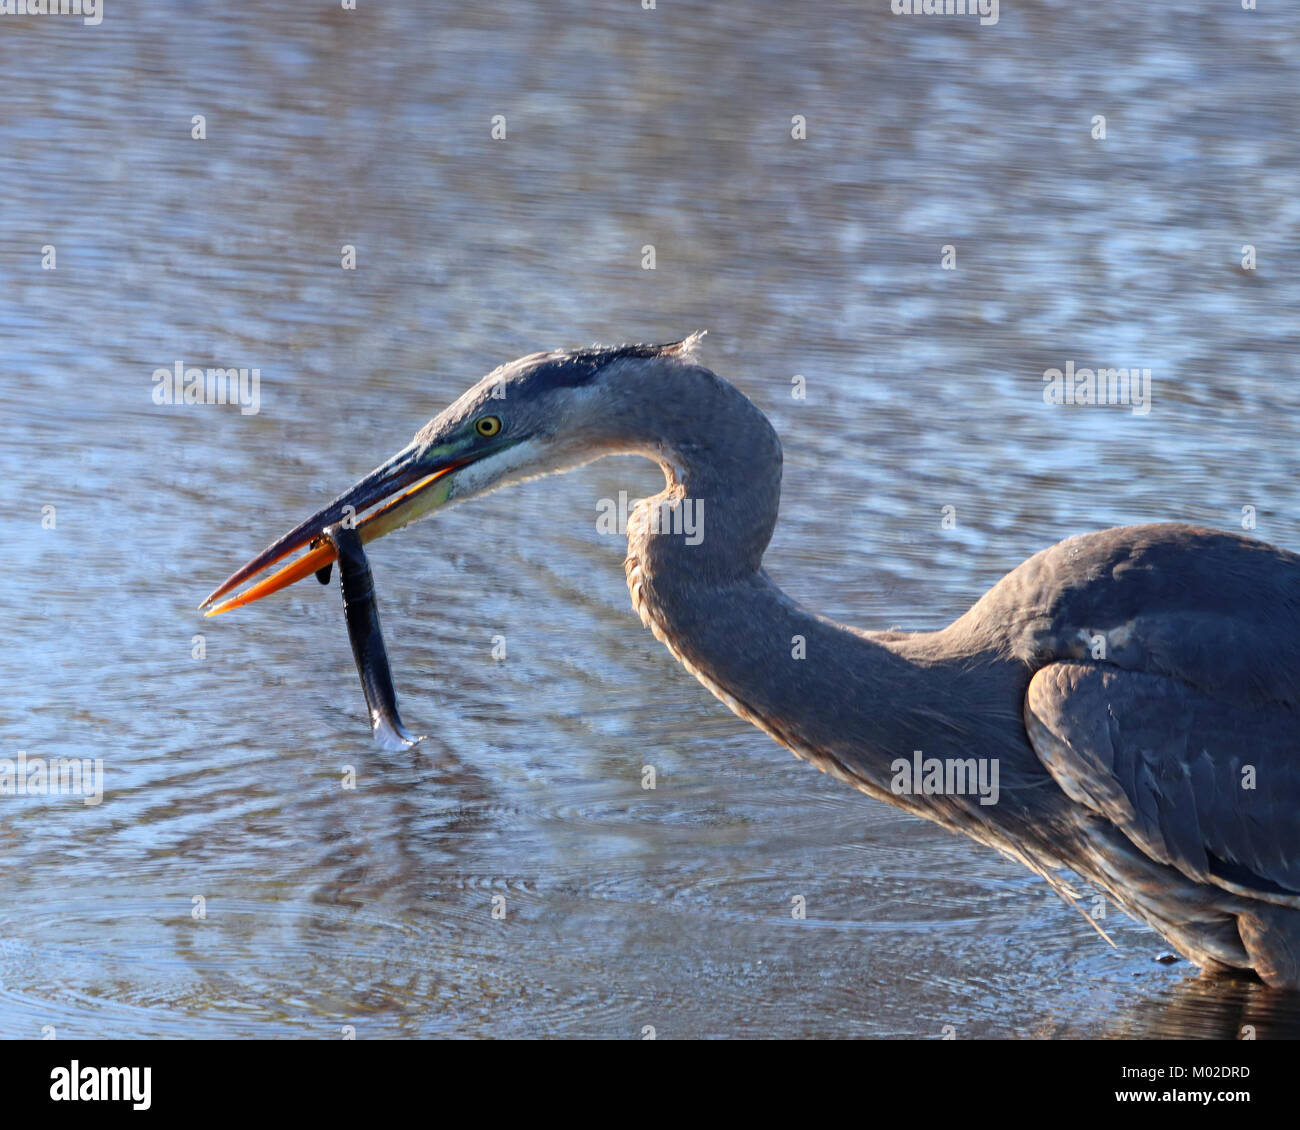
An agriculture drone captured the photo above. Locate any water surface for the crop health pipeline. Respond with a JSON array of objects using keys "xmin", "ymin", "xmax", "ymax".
[{"xmin": 2, "ymin": 1, "xmax": 1299, "ymax": 1038}]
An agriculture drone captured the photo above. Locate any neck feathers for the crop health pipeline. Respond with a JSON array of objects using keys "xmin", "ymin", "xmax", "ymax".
[{"xmin": 615, "ymin": 360, "xmax": 782, "ymax": 590}]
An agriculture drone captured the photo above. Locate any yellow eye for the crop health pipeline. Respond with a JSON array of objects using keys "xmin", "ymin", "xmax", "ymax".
[{"xmin": 475, "ymin": 416, "xmax": 501, "ymax": 437}]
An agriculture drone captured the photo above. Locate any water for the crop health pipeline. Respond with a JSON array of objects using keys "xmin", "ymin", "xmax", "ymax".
[{"xmin": 2, "ymin": 1, "xmax": 1299, "ymax": 1039}]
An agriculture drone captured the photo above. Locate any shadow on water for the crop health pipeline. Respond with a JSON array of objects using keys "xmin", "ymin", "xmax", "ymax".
[{"xmin": 1108, "ymin": 974, "xmax": 1300, "ymax": 1042}]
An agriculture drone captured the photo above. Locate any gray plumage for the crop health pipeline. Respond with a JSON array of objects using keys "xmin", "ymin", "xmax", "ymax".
[
  {"xmin": 575, "ymin": 341, "xmax": 1298, "ymax": 986},
  {"xmin": 210, "ymin": 337, "xmax": 1300, "ymax": 987}
]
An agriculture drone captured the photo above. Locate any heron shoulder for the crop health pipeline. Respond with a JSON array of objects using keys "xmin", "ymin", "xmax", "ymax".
[{"xmin": 955, "ymin": 522, "xmax": 1300, "ymax": 706}]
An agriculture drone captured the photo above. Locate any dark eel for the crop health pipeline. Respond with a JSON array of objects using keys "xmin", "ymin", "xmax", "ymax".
[{"xmin": 318, "ymin": 523, "xmax": 425, "ymax": 751}]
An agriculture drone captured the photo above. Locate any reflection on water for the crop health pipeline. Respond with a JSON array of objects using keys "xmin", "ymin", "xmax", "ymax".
[
  {"xmin": 2, "ymin": 2, "xmax": 1299, "ymax": 1037},
  {"xmin": 1110, "ymin": 976, "xmax": 1300, "ymax": 1042}
]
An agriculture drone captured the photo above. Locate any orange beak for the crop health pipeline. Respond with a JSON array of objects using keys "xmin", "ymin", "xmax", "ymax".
[{"xmin": 198, "ymin": 443, "xmax": 465, "ymax": 617}]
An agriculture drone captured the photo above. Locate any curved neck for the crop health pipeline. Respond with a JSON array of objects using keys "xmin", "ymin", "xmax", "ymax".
[
  {"xmin": 614, "ymin": 360, "xmax": 783, "ymax": 584},
  {"xmin": 618, "ymin": 364, "xmax": 1028, "ymax": 822}
]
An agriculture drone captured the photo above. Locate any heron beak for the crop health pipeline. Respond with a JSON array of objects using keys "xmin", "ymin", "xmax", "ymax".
[{"xmin": 198, "ymin": 440, "xmax": 468, "ymax": 617}]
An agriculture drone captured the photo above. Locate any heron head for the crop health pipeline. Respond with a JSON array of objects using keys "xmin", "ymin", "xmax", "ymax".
[{"xmin": 199, "ymin": 334, "xmax": 705, "ymax": 615}]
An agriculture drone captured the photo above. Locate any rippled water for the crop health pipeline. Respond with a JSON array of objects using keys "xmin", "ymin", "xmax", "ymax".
[{"xmin": 2, "ymin": 2, "xmax": 1299, "ymax": 1038}]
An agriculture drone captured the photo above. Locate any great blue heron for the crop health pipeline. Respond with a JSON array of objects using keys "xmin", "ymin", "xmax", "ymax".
[{"xmin": 200, "ymin": 336, "xmax": 1300, "ymax": 989}]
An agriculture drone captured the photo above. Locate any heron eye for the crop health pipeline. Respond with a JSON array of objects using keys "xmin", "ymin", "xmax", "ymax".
[{"xmin": 475, "ymin": 416, "xmax": 501, "ymax": 437}]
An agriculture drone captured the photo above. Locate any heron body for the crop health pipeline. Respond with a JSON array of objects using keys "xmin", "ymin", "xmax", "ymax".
[{"xmin": 204, "ymin": 338, "xmax": 1300, "ymax": 988}]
